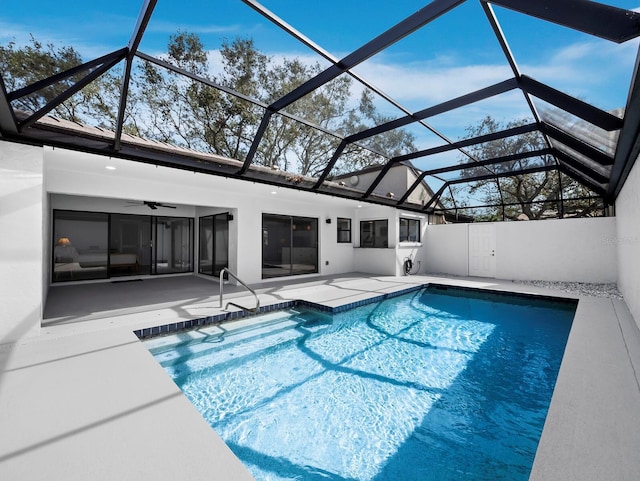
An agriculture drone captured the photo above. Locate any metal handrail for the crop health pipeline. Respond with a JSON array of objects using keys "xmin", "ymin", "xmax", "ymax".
[{"xmin": 219, "ymin": 268, "xmax": 260, "ymax": 314}]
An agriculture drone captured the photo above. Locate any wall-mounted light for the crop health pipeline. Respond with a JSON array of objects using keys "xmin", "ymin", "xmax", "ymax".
[{"xmin": 325, "ymin": 218, "xmax": 332, "ymax": 224}]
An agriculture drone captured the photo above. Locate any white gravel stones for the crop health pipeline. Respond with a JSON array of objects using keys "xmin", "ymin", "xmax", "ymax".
[{"xmin": 514, "ymin": 280, "xmax": 623, "ymax": 299}]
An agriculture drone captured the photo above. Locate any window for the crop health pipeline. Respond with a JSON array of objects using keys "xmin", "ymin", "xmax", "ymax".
[
  {"xmin": 400, "ymin": 218, "xmax": 420, "ymax": 242},
  {"xmin": 360, "ymin": 220, "xmax": 388, "ymax": 248},
  {"xmin": 262, "ymin": 214, "xmax": 318, "ymax": 279},
  {"xmin": 337, "ymin": 218, "xmax": 351, "ymax": 243}
]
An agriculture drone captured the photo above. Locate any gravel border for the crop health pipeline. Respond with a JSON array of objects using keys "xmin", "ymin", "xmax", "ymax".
[{"xmin": 513, "ymin": 280, "xmax": 623, "ymax": 299}]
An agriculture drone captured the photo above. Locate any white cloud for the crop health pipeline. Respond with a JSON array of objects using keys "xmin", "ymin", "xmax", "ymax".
[
  {"xmin": 519, "ymin": 38, "xmax": 639, "ymax": 106},
  {"xmin": 0, "ymin": 19, "xmax": 127, "ymax": 61},
  {"xmin": 146, "ymin": 21, "xmax": 241, "ymax": 36},
  {"xmin": 353, "ymin": 59, "xmax": 513, "ymax": 106},
  {"xmin": 525, "ymin": 38, "xmax": 637, "ymax": 81}
]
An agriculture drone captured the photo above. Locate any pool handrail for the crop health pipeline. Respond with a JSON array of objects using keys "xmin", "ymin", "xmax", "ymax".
[{"xmin": 219, "ymin": 268, "xmax": 260, "ymax": 314}]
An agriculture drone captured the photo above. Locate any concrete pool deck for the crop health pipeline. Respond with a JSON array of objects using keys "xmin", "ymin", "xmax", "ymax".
[{"xmin": 1, "ymin": 274, "xmax": 639, "ymax": 480}]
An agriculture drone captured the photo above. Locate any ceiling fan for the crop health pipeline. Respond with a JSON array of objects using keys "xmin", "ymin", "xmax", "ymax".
[{"xmin": 125, "ymin": 200, "xmax": 177, "ymax": 210}]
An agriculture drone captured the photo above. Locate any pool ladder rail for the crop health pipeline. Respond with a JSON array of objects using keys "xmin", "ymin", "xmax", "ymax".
[{"xmin": 219, "ymin": 268, "xmax": 260, "ymax": 314}]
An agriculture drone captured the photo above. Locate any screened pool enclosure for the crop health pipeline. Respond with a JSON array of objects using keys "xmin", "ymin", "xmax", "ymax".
[{"xmin": 1, "ymin": 0, "xmax": 639, "ymax": 221}]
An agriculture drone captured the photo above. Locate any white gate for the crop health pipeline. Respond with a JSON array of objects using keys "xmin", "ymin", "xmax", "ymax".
[{"xmin": 468, "ymin": 223, "xmax": 496, "ymax": 278}]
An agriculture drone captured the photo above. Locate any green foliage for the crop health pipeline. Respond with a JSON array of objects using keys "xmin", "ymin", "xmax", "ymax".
[
  {"xmin": 1, "ymin": 32, "xmax": 416, "ymax": 177},
  {"xmin": 0, "ymin": 36, "xmax": 122, "ymax": 127},
  {"xmin": 458, "ymin": 116, "xmax": 603, "ymax": 220}
]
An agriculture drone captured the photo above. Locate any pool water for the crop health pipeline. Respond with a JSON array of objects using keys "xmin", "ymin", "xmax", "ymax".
[{"xmin": 145, "ymin": 286, "xmax": 575, "ymax": 481}]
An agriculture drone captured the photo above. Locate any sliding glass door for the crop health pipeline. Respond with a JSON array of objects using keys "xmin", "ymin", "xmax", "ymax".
[
  {"xmin": 262, "ymin": 214, "xmax": 318, "ymax": 279},
  {"xmin": 53, "ymin": 210, "xmax": 194, "ymax": 282},
  {"xmin": 198, "ymin": 213, "xmax": 229, "ymax": 277}
]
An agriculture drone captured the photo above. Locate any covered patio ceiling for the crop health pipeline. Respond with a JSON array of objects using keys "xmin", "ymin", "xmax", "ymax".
[{"xmin": 1, "ymin": 0, "xmax": 639, "ymax": 217}]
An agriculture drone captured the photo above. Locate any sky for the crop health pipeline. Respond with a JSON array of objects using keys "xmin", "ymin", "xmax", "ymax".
[{"xmin": 2, "ymin": 0, "xmax": 639, "ymax": 165}]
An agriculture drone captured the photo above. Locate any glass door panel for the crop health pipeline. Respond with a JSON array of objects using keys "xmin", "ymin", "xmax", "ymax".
[
  {"xmin": 213, "ymin": 214, "xmax": 229, "ymax": 277},
  {"xmin": 199, "ymin": 216, "xmax": 214, "ymax": 276},
  {"xmin": 291, "ymin": 217, "xmax": 318, "ymax": 276},
  {"xmin": 198, "ymin": 214, "xmax": 229, "ymax": 277},
  {"xmin": 262, "ymin": 214, "xmax": 292, "ymax": 278},
  {"xmin": 154, "ymin": 217, "xmax": 193, "ymax": 274},
  {"xmin": 110, "ymin": 214, "xmax": 151, "ymax": 277},
  {"xmin": 52, "ymin": 210, "xmax": 109, "ymax": 282}
]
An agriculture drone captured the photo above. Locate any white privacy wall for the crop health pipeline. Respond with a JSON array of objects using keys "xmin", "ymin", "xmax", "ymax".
[
  {"xmin": 615, "ymin": 156, "xmax": 640, "ymax": 328},
  {"xmin": 0, "ymin": 143, "xmax": 44, "ymax": 343},
  {"xmin": 421, "ymin": 217, "xmax": 617, "ymax": 283},
  {"xmin": 497, "ymin": 217, "xmax": 617, "ymax": 282},
  {"xmin": 419, "ymin": 223, "xmax": 469, "ymax": 276}
]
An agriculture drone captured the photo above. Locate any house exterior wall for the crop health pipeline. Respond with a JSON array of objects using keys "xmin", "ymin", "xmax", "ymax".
[
  {"xmin": 352, "ymin": 204, "xmax": 396, "ymax": 275},
  {"xmin": 0, "ymin": 143, "xmax": 44, "ymax": 343},
  {"xmin": 615, "ymin": 156, "xmax": 640, "ymax": 329},
  {"xmin": 350, "ymin": 168, "xmax": 403, "ymax": 200},
  {"xmin": 404, "ymin": 168, "xmax": 431, "ymax": 206},
  {"xmin": 421, "ymin": 217, "xmax": 618, "ymax": 283},
  {"xmin": 44, "ymin": 146, "xmax": 365, "ymax": 286},
  {"xmin": 396, "ymin": 212, "xmax": 429, "ymax": 275},
  {"xmin": 348, "ymin": 165, "xmax": 429, "ymax": 205},
  {"xmin": 43, "ymin": 145, "xmax": 432, "ymax": 284}
]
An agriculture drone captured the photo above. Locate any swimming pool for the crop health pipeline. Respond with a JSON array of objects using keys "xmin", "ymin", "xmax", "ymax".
[{"xmin": 145, "ymin": 285, "xmax": 575, "ymax": 481}]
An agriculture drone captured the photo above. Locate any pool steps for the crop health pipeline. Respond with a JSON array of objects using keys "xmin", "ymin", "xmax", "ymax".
[{"xmin": 146, "ymin": 307, "xmax": 331, "ymax": 371}]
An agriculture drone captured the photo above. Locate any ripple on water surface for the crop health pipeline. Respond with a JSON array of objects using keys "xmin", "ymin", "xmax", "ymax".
[{"xmin": 149, "ymin": 287, "xmax": 575, "ymax": 481}]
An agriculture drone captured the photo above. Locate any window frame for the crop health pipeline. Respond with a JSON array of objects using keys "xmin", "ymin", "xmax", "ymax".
[
  {"xmin": 359, "ymin": 219, "xmax": 388, "ymax": 248},
  {"xmin": 336, "ymin": 217, "xmax": 352, "ymax": 244},
  {"xmin": 262, "ymin": 213, "xmax": 319, "ymax": 279},
  {"xmin": 399, "ymin": 218, "xmax": 421, "ymax": 243}
]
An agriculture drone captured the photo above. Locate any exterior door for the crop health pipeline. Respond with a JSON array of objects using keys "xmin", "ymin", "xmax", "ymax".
[
  {"xmin": 154, "ymin": 217, "xmax": 194, "ymax": 274},
  {"xmin": 198, "ymin": 213, "xmax": 229, "ymax": 277},
  {"xmin": 468, "ymin": 223, "xmax": 496, "ymax": 278},
  {"xmin": 262, "ymin": 214, "xmax": 318, "ymax": 279}
]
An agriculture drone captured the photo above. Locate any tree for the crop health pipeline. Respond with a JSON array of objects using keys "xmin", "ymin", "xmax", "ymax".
[
  {"xmin": 457, "ymin": 116, "xmax": 602, "ymax": 221},
  {"xmin": 335, "ymin": 89, "xmax": 417, "ymax": 175},
  {"xmin": 0, "ymin": 36, "xmax": 123, "ymax": 128},
  {"xmin": 2, "ymin": 33, "xmax": 416, "ymax": 177},
  {"xmin": 256, "ymin": 56, "xmax": 351, "ymax": 174},
  {"xmin": 135, "ymin": 33, "xmax": 417, "ymax": 176}
]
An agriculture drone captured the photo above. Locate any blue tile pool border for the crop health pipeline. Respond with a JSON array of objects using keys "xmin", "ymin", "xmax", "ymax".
[
  {"xmin": 133, "ymin": 283, "xmax": 576, "ymax": 340},
  {"xmin": 133, "ymin": 284, "xmax": 425, "ymax": 340}
]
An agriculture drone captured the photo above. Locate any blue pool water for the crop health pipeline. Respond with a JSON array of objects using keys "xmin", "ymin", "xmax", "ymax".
[{"xmin": 146, "ymin": 286, "xmax": 575, "ymax": 481}]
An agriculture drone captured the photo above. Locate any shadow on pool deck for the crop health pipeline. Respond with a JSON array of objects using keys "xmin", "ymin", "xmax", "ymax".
[{"xmin": 43, "ymin": 273, "xmax": 425, "ymax": 327}]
